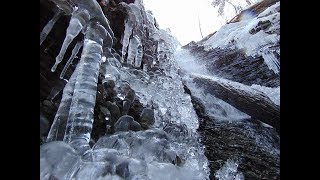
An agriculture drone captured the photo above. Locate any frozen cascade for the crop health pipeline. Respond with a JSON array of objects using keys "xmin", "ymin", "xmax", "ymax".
[
  {"xmin": 40, "ymin": 10, "xmax": 62, "ymax": 46},
  {"xmin": 51, "ymin": 8, "xmax": 90, "ymax": 72},
  {"xmin": 63, "ymin": 22, "xmax": 109, "ymax": 154},
  {"xmin": 47, "ymin": 65, "xmax": 79, "ymax": 142},
  {"xmin": 41, "ymin": 0, "xmax": 210, "ymax": 179},
  {"xmin": 60, "ymin": 40, "xmax": 83, "ymax": 79}
]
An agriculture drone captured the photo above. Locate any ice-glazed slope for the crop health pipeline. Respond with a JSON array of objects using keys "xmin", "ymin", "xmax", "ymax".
[
  {"xmin": 200, "ymin": 2, "xmax": 280, "ymax": 74},
  {"xmin": 175, "ymin": 48, "xmax": 279, "ymax": 122}
]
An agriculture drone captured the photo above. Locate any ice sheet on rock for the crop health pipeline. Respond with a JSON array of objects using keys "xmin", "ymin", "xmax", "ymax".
[
  {"xmin": 60, "ymin": 40, "xmax": 83, "ymax": 79},
  {"xmin": 215, "ymin": 159, "xmax": 244, "ymax": 180},
  {"xmin": 190, "ymin": 72, "xmax": 277, "ymax": 105},
  {"xmin": 40, "ymin": 141, "xmax": 81, "ymax": 180},
  {"xmin": 40, "ymin": 10, "xmax": 62, "ymax": 45},
  {"xmin": 201, "ymin": 2, "xmax": 280, "ymax": 74},
  {"xmin": 100, "ymin": 59, "xmax": 121, "ymax": 82},
  {"xmin": 185, "ymin": 79, "xmax": 251, "ymax": 122},
  {"xmin": 251, "ymin": 84, "xmax": 280, "ymax": 105},
  {"xmin": 51, "ymin": 9, "xmax": 90, "ymax": 72}
]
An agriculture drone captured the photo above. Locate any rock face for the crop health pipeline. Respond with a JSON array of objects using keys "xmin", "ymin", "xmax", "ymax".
[
  {"xmin": 114, "ymin": 115, "xmax": 142, "ymax": 132},
  {"xmin": 179, "ymin": 0, "xmax": 280, "ymax": 179},
  {"xmin": 183, "ymin": 0, "xmax": 280, "ymax": 88},
  {"xmin": 185, "ymin": 85, "xmax": 280, "ymax": 179},
  {"xmin": 191, "ymin": 74, "xmax": 280, "ymax": 132},
  {"xmin": 184, "ymin": 46, "xmax": 280, "ymax": 87}
]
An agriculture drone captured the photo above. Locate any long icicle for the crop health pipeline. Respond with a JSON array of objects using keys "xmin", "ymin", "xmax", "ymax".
[
  {"xmin": 51, "ymin": 9, "xmax": 90, "ymax": 72},
  {"xmin": 60, "ymin": 40, "xmax": 83, "ymax": 79},
  {"xmin": 63, "ymin": 22, "xmax": 112, "ymax": 155},
  {"xmin": 46, "ymin": 64, "xmax": 79, "ymax": 142},
  {"xmin": 40, "ymin": 10, "xmax": 62, "ymax": 46}
]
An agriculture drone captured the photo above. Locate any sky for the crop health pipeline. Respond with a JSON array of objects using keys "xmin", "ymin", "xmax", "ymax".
[
  {"xmin": 143, "ymin": 0, "xmax": 257, "ymax": 45},
  {"xmin": 143, "ymin": 0, "xmax": 226, "ymax": 45}
]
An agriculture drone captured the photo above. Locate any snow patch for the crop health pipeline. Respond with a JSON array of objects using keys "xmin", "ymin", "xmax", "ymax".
[{"xmin": 201, "ymin": 2, "xmax": 280, "ymax": 74}]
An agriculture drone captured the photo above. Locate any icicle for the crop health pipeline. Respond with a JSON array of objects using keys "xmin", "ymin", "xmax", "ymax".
[
  {"xmin": 40, "ymin": 10, "xmax": 62, "ymax": 46},
  {"xmin": 72, "ymin": 0, "xmax": 114, "ymax": 38},
  {"xmin": 60, "ymin": 40, "xmax": 83, "ymax": 79},
  {"xmin": 50, "ymin": 0, "xmax": 75, "ymax": 15},
  {"xmin": 128, "ymin": 4, "xmax": 143, "ymax": 27},
  {"xmin": 127, "ymin": 35, "xmax": 140, "ymax": 66},
  {"xmin": 51, "ymin": 9, "xmax": 90, "ymax": 72},
  {"xmin": 143, "ymin": 63, "xmax": 148, "ymax": 72},
  {"xmin": 135, "ymin": 41, "xmax": 143, "ymax": 68},
  {"xmin": 47, "ymin": 79, "xmax": 68, "ymax": 101},
  {"xmin": 47, "ymin": 65, "xmax": 79, "ymax": 142},
  {"xmin": 121, "ymin": 19, "xmax": 133, "ymax": 62},
  {"xmin": 63, "ymin": 22, "xmax": 110, "ymax": 155}
]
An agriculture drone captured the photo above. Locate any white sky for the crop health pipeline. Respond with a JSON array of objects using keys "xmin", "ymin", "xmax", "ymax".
[
  {"xmin": 143, "ymin": 0, "xmax": 225, "ymax": 45},
  {"xmin": 143, "ymin": 0, "xmax": 256, "ymax": 45}
]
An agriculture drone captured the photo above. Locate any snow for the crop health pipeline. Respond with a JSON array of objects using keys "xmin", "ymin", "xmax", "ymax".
[
  {"xmin": 201, "ymin": 2, "xmax": 280, "ymax": 74},
  {"xmin": 251, "ymin": 84, "xmax": 280, "ymax": 105}
]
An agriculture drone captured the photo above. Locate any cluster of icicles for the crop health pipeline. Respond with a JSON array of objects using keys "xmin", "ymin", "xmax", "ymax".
[{"xmin": 40, "ymin": 0, "xmax": 159, "ymax": 154}]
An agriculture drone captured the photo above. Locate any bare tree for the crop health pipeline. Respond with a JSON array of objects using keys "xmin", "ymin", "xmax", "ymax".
[
  {"xmin": 198, "ymin": 13, "xmax": 204, "ymax": 39},
  {"xmin": 211, "ymin": 0, "xmax": 255, "ymax": 17}
]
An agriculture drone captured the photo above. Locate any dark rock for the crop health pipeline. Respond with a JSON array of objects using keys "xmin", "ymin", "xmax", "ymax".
[
  {"xmin": 99, "ymin": 105, "xmax": 111, "ymax": 117},
  {"xmin": 122, "ymin": 100, "xmax": 131, "ymax": 115},
  {"xmin": 106, "ymin": 101, "xmax": 121, "ymax": 121},
  {"xmin": 138, "ymin": 108, "xmax": 155, "ymax": 129},
  {"xmin": 250, "ymin": 20, "xmax": 272, "ymax": 34},
  {"xmin": 40, "ymin": 114, "xmax": 50, "ymax": 136},
  {"xmin": 128, "ymin": 99, "xmax": 144, "ymax": 120},
  {"xmin": 184, "ymin": 83, "xmax": 280, "ymax": 180},
  {"xmin": 124, "ymin": 88, "xmax": 135, "ymax": 103},
  {"xmin": 103, "ymin": 79, "xmax": 115, "ymax": 89},
  {"xmin": 184, "ymin": 46, "xmax": 279, "ymax": 88},
  {"xmin": 114, "ymin": 115, "xmax": 141, "ymax": 132},
  {"xmin": 115, "ymin": 160, "xmax": 130, "ymax": 178},
  {"xmin": 191, "ymin": 75, "xmax": 280, "ymax": 133}
]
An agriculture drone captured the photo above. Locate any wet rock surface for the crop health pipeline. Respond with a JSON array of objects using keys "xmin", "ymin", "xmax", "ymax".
[
  {"xmin": 185, "ymin": 85, "xmax": 280, "ymax": 179},
  {"xmin": 183, "ymin": 45, "xmax": 280, "ymax": 88}
]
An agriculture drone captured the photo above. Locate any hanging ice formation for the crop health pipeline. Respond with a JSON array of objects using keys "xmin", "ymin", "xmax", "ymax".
[
  {"xmin": 40, "ymin": 10, "xmax": 62, "ymax": 46},
  {"xmin": 59, "ymin": 40, "xmax": 83, "ymax": 79},
  {"xmin": 46, "ymin": 0, "xmax": 114, "ymax": 151},
  {"xmin": 42, "ymin": 0, "xmax": 209, "ymax": 179},
  {"xmin": 51, "ymin": 8, "xmax": 90, "ymax": 72}
]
